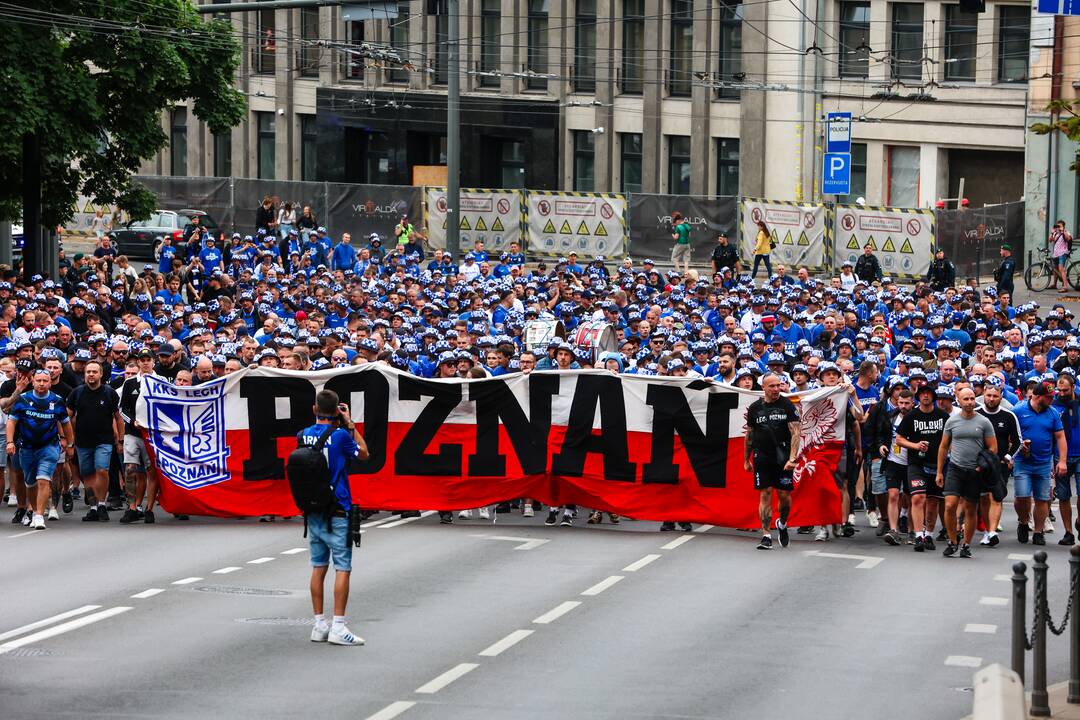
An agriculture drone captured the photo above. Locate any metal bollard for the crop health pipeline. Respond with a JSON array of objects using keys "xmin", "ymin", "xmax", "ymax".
[
  {"xmin": 1070, "ymin": 546, "xmax": 1080, "ymax": 704},
  {"xmin": 1013, "ymin": 561, "xmax": 1028, "ymax": 682},
  {"xmin": 1032, "ymin": 551, "xmax": 1051, "ymax": 717}
]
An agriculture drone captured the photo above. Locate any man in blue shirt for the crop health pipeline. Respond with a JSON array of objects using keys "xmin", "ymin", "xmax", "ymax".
[
  {"xmin": 198, "ymin": 236, "xmax": 224, "ymax": 272},
  {"xmin": 1054, "ymin": 373, "xmax": 1080, "ymax": 545},
  {"xmin": 298, "ymin": 389, "xmax": 369, "ymax": 646},
  {"xmin": 331, "ymin": 232, "xmax": 358, "ymax": 272},
  {"xmin": 1012, "ymin": 382, "xmax": 1068, "ymax": 545}
]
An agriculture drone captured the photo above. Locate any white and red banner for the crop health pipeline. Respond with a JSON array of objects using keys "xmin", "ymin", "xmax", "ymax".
[{"xmin": 135, "ymin": 366, "xmax": 846, "ymax": 527}]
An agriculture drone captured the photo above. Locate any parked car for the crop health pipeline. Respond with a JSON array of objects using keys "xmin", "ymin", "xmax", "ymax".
[
  {"xmin": 108, "ymin": 209, "xmax": 218, "ymax": 259},
  {"xmin": 12, "ymin": 223, "xmax": 23, "ymax": 255}
]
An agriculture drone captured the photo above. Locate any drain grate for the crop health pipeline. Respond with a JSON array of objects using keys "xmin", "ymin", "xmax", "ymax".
[
  {"xmin": 0, "ymin": 647, "xmax": 60, "ymax": 658},
  {"xmin": 236, "ymin": 617, "xmax": 314, "ymax": 626},
  {"xmin": 192, "ymin": 585, "xmax": 293, "ymax": 597}
]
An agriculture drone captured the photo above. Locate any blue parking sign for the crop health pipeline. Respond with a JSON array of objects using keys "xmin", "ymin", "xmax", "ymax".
[{"xmin": 822, "ymin": 152, "xmax": 851, "ymax": 195}]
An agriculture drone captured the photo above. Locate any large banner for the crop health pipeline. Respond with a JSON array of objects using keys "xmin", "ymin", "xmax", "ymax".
[
  {"xmin": 135, "ymin": 366, "xmax": 846, "ymax": 528},
  {"xmin": 627, "ymin": 194, "xmax": 737, "ymax": 265},
  {"xmin": 526, "ymin": 191, "xmax": 628, "ymax": 259},
  {"xmin": 324, "ymin": 183, "xmax": 423, "ymax": 244},
  {"xmin": 739, "ymin": 199, "xmax": 828, "ymax": 271},
  {"xmin": 425, "ymin": 188, "xmax": 525, "ymax": 253},
  {"xmin": 833, "ymin": 204, "xmax": 935, "ymax": 279},
  {"xmin": 935, "ymin": 201, "xmax": 1024, "ymax": 279}
]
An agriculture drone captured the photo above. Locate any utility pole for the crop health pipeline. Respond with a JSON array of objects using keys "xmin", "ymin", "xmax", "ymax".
[{"xmin": 445, "ymin": 0, "xmax": 461, "ymax": 261}]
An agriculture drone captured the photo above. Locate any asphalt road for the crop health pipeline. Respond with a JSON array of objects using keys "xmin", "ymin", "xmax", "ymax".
[{"xmin": 1, "ymin": 503, "xmax": 1073, "ymax": 720}]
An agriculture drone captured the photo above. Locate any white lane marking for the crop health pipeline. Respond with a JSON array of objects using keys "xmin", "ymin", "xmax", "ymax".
[
  {"xmin": 172, "ymin": 577, "xmax": 202, "ymax": 585},
  {"xmin": 581, "ymin": 575, "xmax": 624, "ymax": 596},
  {"xmin": 1008, "ymin": 553, "xmax": 1034, "ymax": 561},
  {"xmin": 994, "ymin": 574, "xmax": 1012, "ymax": 582},
  {"xmin": 693, "ymin": 524, "xmax": 715, "ymax": 533},
  {"xmin": 6, "ymin": 530, "xmax": 36, "ymax": 539},
  {"xmin": 0, "ymin": 605, "xmax": 101, "ymax": 643},
  {"xmin": 802, "ymin": 550, "xmax": 884, "ymax": 569},
  {"xmin": 361, "ymin": 514, "xmax": 402, "ymax": 528},
  {"xmin": 248, "ymin": 557, "xmax": 275, "ymax": 565},
  {"xmin": 379, "ymin": 511, "xmax": 437, "ymax": 529},
  {"xmin": 281, "ymin": 548, "xmax": 308, "ymax": 555},
  {"xmin": 533, "ymin": 601, "xmax": 581, "ymax": 625},
  {"xmin": 130, "ymin": 589, "xmax": 165, "ymax": 599},
  {"xmin": 945, "ymin": 655, "xmax": 983, "ymax": 668},
  {"xmin": 0, "ymin": 607, "xmax": 132, "ymax": 654},
  {"xmin": 661, "ymin": 534, "xmax": 695, "ymax": 550},
  {"xmin": 364, "ymin": 701, "xmax": 417, "ymax": 720},
  {"xmin": 965, "ymin": 624, "xmax": 998, "ymax": 634},
  {"xmin": 622, "ymin": 554, "xmax": 661, "ymax": 572},
  {"xmin": 478, "ymin": 629, "xmax": 534, "ymax": 657},
  {"xmin": 414, "ymin": 662, "xmax": 479, "ymax": 694},
  {"xmin": 980, "ymin": 596, "xmax": 1009, "ymax": 606},
  {"xmin": 212, "ymin": 567, "xmax": 242, "ymax": 574},
  {"xmin": 468, "ymin": 534, "xmax": 550, "ymax": 550}
]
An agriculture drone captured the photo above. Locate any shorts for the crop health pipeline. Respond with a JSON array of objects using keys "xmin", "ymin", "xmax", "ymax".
[
  {"xmin": 885, "ymin": 461, "xmax": 907, "ymax": 491},
  {"xmin": 19, "ymin": 444, "xmax": 60, "ymax": 485},
  {"xmin": 671, "ymin": 243, "xmax": 691, "ymax": 265},
  {"xmin": 1054, "ymin": 458, "xmax": 1080, "ymax": 501},
  {"xmin": 1056, "ymin": 255, "xmax": 1070, "ymax": 267},
  {"xmin": 308, "ymin": 512, "xmax": 352, "ymax": 572},
  {"xmin": 77, "ymin": 444, "xmax": 112, "ymax": 476},
  {"xmin": 906, "ymin": 465, "xmax": 943, "ymax": 498},
  {"xmin": 1014, "ymin": 462, "xmax": 1052, "ymax": 502},
  {"xmin": 123, "ymin": 435, "xmax": 150, "ymax": 472},
  {"xmin": 945, "ymin": 464, "xmax": 984, "ymax": 502},
  {"xmin": 870, "ymin": 459, "xmax": 887, "ymax": 495},
  {"xmin": 9, "ymin": 449, "xmax": 20, "ymax": 473}
]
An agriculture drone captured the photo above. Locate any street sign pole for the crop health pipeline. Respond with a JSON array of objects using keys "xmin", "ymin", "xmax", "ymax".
[{"xmin": 446, "ymin": 0, "xmax": 461, "ymax": 261}]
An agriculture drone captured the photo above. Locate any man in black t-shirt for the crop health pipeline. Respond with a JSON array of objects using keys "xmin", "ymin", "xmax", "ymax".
[
  {"xmin": 744, "ymin": 373, "xmax": 801, "ymax": 550},
  {"xmin": 896, "ymin": 384, "xmax": 950, "ymax": 552},
  {"xmin": 711, "ymin": 234, "xmax": 740, "ymax": 276},
  {"xmin": 67, "ymin": 361, "xmax": 122, "ymax": 522}
]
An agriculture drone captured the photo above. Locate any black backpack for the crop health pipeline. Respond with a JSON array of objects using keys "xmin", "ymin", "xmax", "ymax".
[{"xmin": 286, "ymin": 425, "xmax": 338, "ymax": 533}]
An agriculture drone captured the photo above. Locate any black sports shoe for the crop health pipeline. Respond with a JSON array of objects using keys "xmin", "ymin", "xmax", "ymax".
[
  {"xmin": 560, "ymin": 513, "xmax": 573, "ymax": 527},
  {"xmin": 495, "ymin": 502, "xmax": 512, "ymax": 514},
  {"xmin": 842, "ymin": 522, "xmax": 855, "ymax": 537},
  {"xmin": 438, "ymin": 511, "xmax": 453, "ymax": 524},
  {"xmin": 797, "ymin": 526, "xmax": 814, "ymax": 535},
  {"xmin": 660, "ymin": 522, "xmax": 676, "ymax": 531},
  {"xmin": 588, "ymin": 511, "xmax": 602, "ymax": 524},
  {"xmin": 143, "ymin": 510, "xmax": 155, "ymax": 524},
  {"xmin": 899, "ymin": 516, "xmax": 909, "ymax": 534},
  {"xmin": 82, "ymin": 507, "xmax": 100, "ymax": 522},
  {"xmin": 913, "ymin": 536, "xmax": 925, "ymax": 552},
  {"xmin": 1018, "ymin": 522, "xmax": 1030, "ymax": 544},
  {"xmin": 174, "ymin": 514, "xmax": 189, "ymax": 521},
  {"xmin": 679, "ymin": 522, "xmax": 693, "ymax": 532},
  {"xmin": 97, "ymin": 507, "xmax": 109, "ymax": 522},
  {"xmin": 884, "ymin": 529, "xmax": 900, "ymax": 546},
  {"xmin": 777, "ymin": 522, "xmax": 790, "ymax": 548},
  {"xmin": 400, "ymin": 510, "xmax": 421, "ymax": 518},
  {"xmin": 937, "ymin": 528, "xmax": 948, "ymax": 541},
  {"xmin": 1033, "ymin": 532, "xmax": 1046, "ymax": 546},
  {"xmin": 107, "ymin": 498, "xmax": 124, "ymax": 511},
  {"xmin": 756, "ymin": 535, "xmax": 773, "ymax": 550},
  {"xmin": 544, "ymin": 510, "xmax": 558, "ymax": 526},
  {"xmin": 960, "ymin": 544, "xmax": 972, "ymax": 558},
  {"xmin": 11, "ymin": 507, "xmax": 25, "ymax": 524},
  {"xmin": 923, "ymin": 535, "xmax": 936, "ymax": 551},
  {"xmin": 119, "ymin": 509, "xmax": 139, "ymax": 524},
  {"xmin": 61, "ymin": 492, "xmax": 73, "ymax": 514},
  {"xmin": 987, "ymin": 534, "xmax": 999, "ymax": 547},
  {"xmin": 876, "ymin": 523, "xmax": 889, "ymax": 537},
  {"xmin": 852, "ymin": 497, "xmax": 866, "ymax": 512},
  {"xmin": 943, "ymin": 543, "xmax": 958, "ymax": 557},
  {"xmin": 1059, "ymin": 532, "xmax": 1076, "ymax": 546}
]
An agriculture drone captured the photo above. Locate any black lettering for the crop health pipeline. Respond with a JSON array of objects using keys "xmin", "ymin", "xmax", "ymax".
[
  {"xmin": 394, "ymin": 376, "xmax": 463, "ymax": 475},
  {"xmin": 467, "ymin": 374, "xmax": 560, "ymax": 476},
  {"xmin": 240, "ymin": 377, "xmax": 315, "ymax": 480},
  {"xmin": 550, "ymin": 374, "xmax": 635, "ymax": 481},
  {"xmin": 642, "ymin": 385, "xmax": 739, "ymax": 487},
  {"xmin": 325, "ymin": 368, "xmax": 390, "ymax": 474}
]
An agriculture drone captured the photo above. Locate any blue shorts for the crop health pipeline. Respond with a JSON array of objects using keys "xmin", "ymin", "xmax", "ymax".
[
  {"xmin": 1054, "ymin": 458, "xmax": 1080, "ymax": 501},
  {"xmin": 19, "ymin": 444, "xmax": 60, "ymax": 485},
  {"xmin": 1014, "ymin": 462, "xmax": 1052, "ymax": 501},
  {"xmin": 1057, "ymin": 255, "xmax": 1070, "ymax": 267},
  {"xmin": 308, "ymin": 513, "xmax": 352, "ymax": 572},
  {"xmin": 77, "ymin": 444, "xmax": 112, "ymax": 475}
]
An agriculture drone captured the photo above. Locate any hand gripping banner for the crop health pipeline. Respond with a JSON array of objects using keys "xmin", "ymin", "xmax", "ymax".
[{"xmin": 135, "ymin": 366, "xmax": 847, "ymax": 528}]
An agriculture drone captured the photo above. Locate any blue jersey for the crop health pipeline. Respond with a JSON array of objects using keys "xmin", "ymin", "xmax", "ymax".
[
  {"xmin": 296, "ymin": 424, "xmax": 360, "ymax": 512},
  {"xmin": 9, "ymin": 391, "xmax": 69, "ymax": 449},
  {"xmin": 158, "ymin": 245, "xmax": 177, "ymax": 274},
  {"xmin": 1053, "ymin": 397, "xmax": 1080, "ymax": 458},
  {"xmin": 1013, "ymin": 400, "xmax": 1064, "ymax": 467}
]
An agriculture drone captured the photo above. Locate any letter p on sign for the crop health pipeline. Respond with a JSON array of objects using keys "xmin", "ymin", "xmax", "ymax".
[{"xmin": 822, "ymin": 152, "xmax": 851, "ymax": 196}]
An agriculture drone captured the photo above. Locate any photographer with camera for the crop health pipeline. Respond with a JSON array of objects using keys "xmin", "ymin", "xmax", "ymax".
[{"xmin": 290, "ymin": 389, "xmax": 370, "ymax": 646}]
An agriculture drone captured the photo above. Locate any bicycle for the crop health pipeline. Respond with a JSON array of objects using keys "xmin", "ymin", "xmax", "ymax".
[
  {"xmin": 1066, "ymin": 255, "xmax": 1080, "ymax": 291},
  {"xmin": 1025, "ymin": 246, "xmax": 1055, "ymax": 292}
]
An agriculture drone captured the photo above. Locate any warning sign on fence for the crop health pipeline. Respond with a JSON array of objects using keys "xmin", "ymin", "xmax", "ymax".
[
  {"xmin": 526, "ymin": 192, "xmax": 627, "ymax": 258},
  {"xmin": 832, "ymin": 204, "xmax": 935, "ymax": 279},
  {"xmin": 739, "ymin": 199, "xmax": 828, "ymax": 271},
  {"xmin": 425, "ymin": 188, "xmax": 524, "ymax": 253}
]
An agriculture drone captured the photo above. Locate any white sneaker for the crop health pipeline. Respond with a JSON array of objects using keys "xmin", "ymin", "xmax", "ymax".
[
  {"xmin": 6, "ymin": 495, "xmax": 15, "ymax": 506},
  {"xmin": 47, "ymin": 507, "xmax": 59, "ymax": 521},
  {"xmin": 21, "ymin": 512, "xmax": 31, "ymax": 526},
  {"xmin": 523, "ymin": 505, "xmax": 534, "ymax": 518},
  {"xmin": 31, "ymin": 514, "xmax": 45, "ymax": 530},
  {"xmin": 979, "ymin": 534, "xmax": 991, "ymax": 546},
  {"xmin": 867, "ymin": 510, "xmax": 879, "ymax": 528},
  {"xmin": 1044, "ymin": 517, "xmax": 1056, "ymax": 534},
  {"xmin": 458, "ymin": 510, "xmax": 472, "ymax": 519},
  {"xmin": 847, "ymin": 513, "xmax": 856, "ymax": 525},
  {"xmin": 328, "ymin": 626, "xmax": 364, "ymax": 646},
  {"xmin": 310, "ymin": 623, "xmax": 330, "ymax": 643},
  {"xmin": 478, "ymin": 507, "xmax": 490, "ymax": 520},
  {"xmin": 815, "ymin": 527, "xmax": 829, "ymax": 542}
]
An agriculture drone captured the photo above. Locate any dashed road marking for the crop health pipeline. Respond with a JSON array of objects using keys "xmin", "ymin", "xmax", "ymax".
[
  {"xmin": 469, "ymin": 534, "xmax": 550, "ymax": 550},
  {"xmin": 0, "ymin": 605, "xmax": 101, "ymax": 642},
  {"xmin": 1008, "ymin": 553, "xmax": 1034, "ymax": 561},
  {"xmin": 661, "ymin": 534, "xmax": 695, "ymax": 550},
  {"xmin": 965, "ymin": 624, "xmax": 998, "ymax": 634},
  {"xmin": 364, "ymin": 700, "xmax": 417, "ymax": 720},
  {"xmin": 533, "ymin": 601, "xmax": 581, "ymax": 625},
  {"xmin": 581, "ymin": 576, "xmax": 624, "ymax": 596},
  {"xmin": 945, "ymin": 655, "xmax": 983, "ymax": 668},
  {"xmin": 478, "ymin": 629, "xmax": 534, "ymax": 657},
  {"xmin": 415, "ymin": 662, "xmax": 479, "ymax": 694},
  {"xmin": 994, "ymin": 574, "xmax": 1012, "ymax": 582},
  {"xmin": 0, "ymin": 607, "xmax": 132, "ymax": 654},
  {"xmin": 623, "ymin": 554, "xmax": 661, "ymax": 572},
  {"xmin": 6, "ymin": 530, "xmax": 36, "ymax": 539},
  {"xmin": 380, "ymin": 511, "xmax": 437, "ymax": 529},
  {"xmin": 281, "ymin": 548, "xmax": 307, "ymax": 555},
  {"xmin": 693, "ymin": 525, "xmax": 715, "ymax": 533},
  {"xmin": 248, "ymin": 557, "xmax": 275, "ymax": 565},
  {"xmin": 130, "ymin": 589, "xmax": 165, "ymax": 599},
  {"xmin": 361, "ymin": 514, "xmax": 402, "ymax": 529},
  {"xmin": 213, "ymin": 567, "xmax": 242, "ymax": 574},
  {"xmin": 803, "ymin": 550, "xmax": 884, "ymax": 569},
  {"xmin": 172, "ymin": 577, "xmax": 202, "ymax": 585},
  {"xmin": 980, "ymin": 596, "xmax": 1009, "ymax": 606}
]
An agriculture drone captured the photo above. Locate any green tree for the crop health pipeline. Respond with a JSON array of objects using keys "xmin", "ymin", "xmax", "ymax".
[
  {"xmin": 1031, "ymin": 100, "xmax": 1080, "ymax": 173},
  {"xmin": 0, "ymin": 0, "xmax": 245, "ymax": 230}
]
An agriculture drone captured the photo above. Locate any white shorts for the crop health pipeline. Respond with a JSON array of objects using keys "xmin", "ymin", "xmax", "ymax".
[{"xmin": 123, "ymin": 435, "xmax": 150, "ymax": 472}]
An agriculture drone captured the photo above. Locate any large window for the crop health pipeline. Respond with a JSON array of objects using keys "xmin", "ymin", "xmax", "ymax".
[
  {"xmin": 944, "ymin": 6, "xmax": 977, "ymax": 81},
  {"xmin": 256, "ymin": 111, "xmax": 276, "ymax": 180},
  {"xmin": 434, "ymin": 13, "xmax": 449, "ymax": 84},
  {"xmin": 837, "ymin": 142, "xmax": 866, "ymax": 203},
  {"xmin": 887, "ymin": 145, "xmax": 919, "ymax": 207},
  {"xmin": 345, "ymin": 20, "xmax": 365, "ymax": 79},
  {"xmin": 668, "ymin": 136, "xmax": 691, "ymax": 194},
  {"xmin": 301, "ymin": 115, "xmax": 318, "ymax": 181},
  {"xmin": 388, "ymin": 4, "xmax": 409, "ymax": 83},
  {"xmin": 480, "ymin": 0, "xmax": 500, "ymax": 86},
  {"xmin": 716, "ymin": 138, "xmax": 739, "ymax": 196},
  {"xmin": 621, "ymin": 133, "xmax": 642, "ymax": 193},
  {"xmin": 170, "ymin": 108, "xmax": 187, "ymax": 177},
  {"xmin": 256, "ymin": 9, "xmax": 276, "ymax": 74},
  {"xmin": 669, "ymin": 0, "xmax": 693, "ymax": 96},
  {"xmin": 573, "ymin": 131, "xmax": 595, "ymax": 191},
  {"xmin": 527, "ymin": 0, "xmax": 549, "ymax": 90},
  {"xmin": 716, "ymin": 1, "xmax": 742, "ymax": 99},
  {"xmin": 574, "ymin": 0, "xmax": 597, "ymax": 92},
  {"xmin": 213, "ymin": 132, "xmax": 231, "ymax": 177},
  {"xmin": 621, "ymin": 0, "xmax": 644, "ymax": 94},
  {"xmin": 299, "ymin": 6, "xmax": 320, "ymax": 76},
  {"xmin": 998, "ymin": 5, "xmax": 1030, "ymax": 83},
  {"xmin": 890, "ymin": 3, "xmax": 922, "ymax": 81},
  {"xmin": 500, "ymin": 141, "xmax": 526, "ymax": 188},
  {"xmin": 838, "ymin": 2, "xmax": 870, "ymax": 78}
]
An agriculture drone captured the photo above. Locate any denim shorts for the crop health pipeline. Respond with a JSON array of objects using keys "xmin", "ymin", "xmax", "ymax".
[
  {"xmin": 77, "ymin": 444, "xmax": 112, "ymax": 475},
  {"xmin": 870, "ymin": 459, "xmax": 887, "ymax": 495},
  {"xmin": 1014, "ymin": 462, "xmax": 1052, "ymax": 501},
  {"xmin": 1054, "ymin": 458, "xmax": 1080, "ymax": 501},
  {"xmin": 19, "ymin": 444, "xmax": 60, "ymax": 485},
  {"xmin": 308, "ymin": 513, "xmax": 352, "ymax": 572}
]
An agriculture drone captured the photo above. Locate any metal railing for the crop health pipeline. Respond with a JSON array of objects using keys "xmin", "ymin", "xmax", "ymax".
[{"xmin": 1011, "ymin": 547, "xmax": 1080, "ymax": 716}]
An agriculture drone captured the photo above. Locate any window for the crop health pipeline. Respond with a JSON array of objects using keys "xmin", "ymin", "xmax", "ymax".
[
  {"xmin": 669, "ymin": 0, "xmax": 693, "ymax": 96},
  {"xmin": 621, "ymin": 133, "xmax": 642, "ymax": 193},
  {"xmin": 716, "ymin": 1, "xmax": 742, "ymax": 99},
  {"xmin": 170, "ymin": 108, "xmax": 187, "ymax": 177},
  {"xmin": 998, "ymin": 5, "xmax": 1030, "ymax": 83},
  {"xmin": 213, "ymin": 132, "xmax": 231, "ymax": 177},
  {"xmin": 480, "ymin": 0, "xmax": 500, "ymax": 86},
  {"xmin": 256, "ymin": 9, "xmax": 276, "ymax": 74},
  {"xmin": 621, "ymin": 0, "xmax": 644, "ymax": 93},
  {"xmin": 433, "ymin": 13, "xmax": 449, "ymax": 84},
  {"xmin": 887, "ymin": 145, "xmax": 919, "ymax": 207},
  {"xmin": 299, "ymin": 6, "xmax": 320, "ymax": 77},
  {"xmin": 500, "ymin": 141, "xmax": 526, "ymax": 188},
  {"xmin": 716, "ymin": 138, "xmax": 739, "ymax": 196},
  {"xmin": 256, "ymin": 111, "xmax": 276, "ymax": 180},
  {"xmin": 527, "ymin": 0, "xmax": 549, "ymax": 90},
  {"xmin": 890, "ymin": 3, "xmax": 922, "ymax": 81},
  {"xmin": 668, "ymin": 136, "xmax": 691, "ymax": 194},
  {"xmin": 837, "ymin": 142, "xmax": 866, "ymax": 203},
  {"xmin": 838, "ymin": 2, "xmax": 870, "ymax": 78},
  {"xmin": 944, "ymin": 6, "xmax": 977, "ymax": 81},
  {"xmin": 345, "ymin": 20, "xmax": 365, "ymax": 79},
  {"xmin": 574, "ymin": 0, "xmax": 597, "ymax": 92},
  {"xmin": 301, "ymin": 115, "xmax": 318, "ymax": 181},
  {"xmin": 388, "ymin": 4, "xmax": 409, "ymax": 83},
  {"xmin": 573, "ymin": 131, "xmax": 595, "ymax": 191}
]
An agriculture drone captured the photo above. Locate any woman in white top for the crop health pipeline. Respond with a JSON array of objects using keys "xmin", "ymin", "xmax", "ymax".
[{"xmin": 276, "ymin": 202, "xmax": 297, "ymax": 240}]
